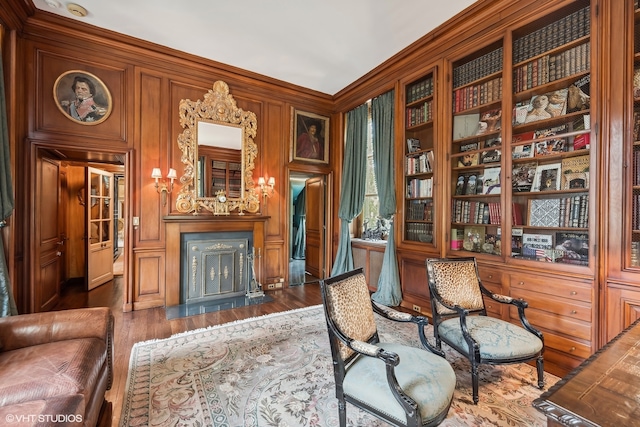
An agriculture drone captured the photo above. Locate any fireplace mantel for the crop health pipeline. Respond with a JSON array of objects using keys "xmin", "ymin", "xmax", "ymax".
[{"xmin": 164, "ymin": 215, "xmax": 269, "ymax": 306}]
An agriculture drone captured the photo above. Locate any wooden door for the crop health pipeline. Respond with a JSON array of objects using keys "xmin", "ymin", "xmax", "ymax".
[
  {"xmin": 87, "ymin": 167, "xmax": 114, "ymax": 290},
  {"xmin": 305, "ymin": 176, "xmax": 325, "ymax": 279},
  {"xmin": 34, "ymin": 155, "xmax": 63, "ymax": 312}
]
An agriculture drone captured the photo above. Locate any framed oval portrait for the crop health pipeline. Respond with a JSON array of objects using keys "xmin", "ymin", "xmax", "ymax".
[{"xmin": 53, "ymin": 70, "xmax": 112, "ymax": 125}]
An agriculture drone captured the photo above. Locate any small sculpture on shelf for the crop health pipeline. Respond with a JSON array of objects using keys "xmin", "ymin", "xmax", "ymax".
[{"xmin": 362, "ymin": 216, "xmax": 390, "ymax": 241}]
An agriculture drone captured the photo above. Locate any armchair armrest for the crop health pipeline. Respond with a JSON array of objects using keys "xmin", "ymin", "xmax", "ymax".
[
  {"xmin": 373, "ymin": 302, "xmax": 415, "ymax": 322},
  {"xmin": 0, "ymin": 307, "xmax": 113, "ymax": 352}
]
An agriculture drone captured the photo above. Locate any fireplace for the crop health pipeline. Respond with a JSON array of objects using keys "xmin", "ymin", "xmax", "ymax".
[
  {"xmin": 164, "ymin": 216, "xmax": 269, "ymax": 307},
  {"xmin": 181, "ymin": 231, "xmax": 253, "ymax": 304}
]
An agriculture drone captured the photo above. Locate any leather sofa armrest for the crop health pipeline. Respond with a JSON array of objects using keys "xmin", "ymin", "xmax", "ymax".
[{"xmin": 0, "ymin": 307, "xmax": 113, "ymax": 352}]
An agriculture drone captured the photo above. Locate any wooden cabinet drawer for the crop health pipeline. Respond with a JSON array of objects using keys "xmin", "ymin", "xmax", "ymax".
[
  {"xmin": 543, "ymin": 330, "xmax": 592, "ymax": 360},
  {"xmin": 513, "ymin": 305, "xmax": 592, "ymax": 341},
  {"xmin": 510, "ymin": 287, "xmax": 591, "ymax": 322},
  {"xmin": 478, "ymin": 268, "xmax": 503, "ymax": 285},
  {"xmin": 510, "ymin": 274, "xmax": 592, "ymax": 302}
]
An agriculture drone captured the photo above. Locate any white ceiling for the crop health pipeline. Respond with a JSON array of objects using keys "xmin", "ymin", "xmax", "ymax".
[{"xmin": 32, "ymin": 0, "xmax": 476, "ymax": 95}]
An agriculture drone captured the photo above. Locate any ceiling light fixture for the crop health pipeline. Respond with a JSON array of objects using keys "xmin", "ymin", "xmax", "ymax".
[
  {"xmin": 66, "ymin": 3, "xmax": 88, "ymax": 17},
  {"xmin": 44, "ymin": 0, "xmax": 61, "ymax": 8}
]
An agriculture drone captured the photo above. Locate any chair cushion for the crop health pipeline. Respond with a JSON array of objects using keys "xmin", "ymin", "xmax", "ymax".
[
  {"xmin": 343, "ymin": 342, "xmax": 455, "ymax": 425},
  {"xmin": 438, "ymin": 316, "xmax": 543, "ymax": 360}
]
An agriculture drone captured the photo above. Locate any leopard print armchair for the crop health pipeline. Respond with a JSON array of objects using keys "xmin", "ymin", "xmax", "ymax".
[
  {"xmin": 426, "ymin": 257, "xmax": 544, "ymax": 404},
  {"xmin": 320, "ymin": 268, "xmax": 455, "ymax": 427}
]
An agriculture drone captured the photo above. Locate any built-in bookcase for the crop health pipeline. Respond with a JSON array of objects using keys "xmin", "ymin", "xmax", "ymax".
[
  {"xmin": 631, "ymin": 0, "xmax": 640, "ymax": 267},
  {"xmin": 509, "ymin": 0, "xmax": 592, "ymax": 266},
  {"xmin": 404, "ymin": 72, "xmax": 436, "ymax": 245},
  {"xmin": 449, "ymin": 42, "xmax": 504, "ymax": 256}
]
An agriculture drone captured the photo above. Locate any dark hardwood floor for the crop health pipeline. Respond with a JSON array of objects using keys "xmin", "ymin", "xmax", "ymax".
[{"xmin": 54, "ymin": 277, "xmax": 323, "ymax": 426}]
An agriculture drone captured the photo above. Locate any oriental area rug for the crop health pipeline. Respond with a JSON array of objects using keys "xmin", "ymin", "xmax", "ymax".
[{"xmin": 120, "ymin": 305, "xmax": 558, "ymax": 427}]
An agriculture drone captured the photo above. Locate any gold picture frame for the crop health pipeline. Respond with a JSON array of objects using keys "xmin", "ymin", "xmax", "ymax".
[
  {"xmin": 53, "ymin": 70, "xmax": 112, "ymax": 125},
  {"xmin": 291, "ymin": 108, "xmax": 329, "ymax": 164}
]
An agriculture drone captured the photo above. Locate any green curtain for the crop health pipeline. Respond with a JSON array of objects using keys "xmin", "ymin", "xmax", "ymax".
[
  {"xmin": 330, "ymin": 103, "xmax": 368, "ymax": 276},
  {"xmin": 0, "ymin": 48, "xmax": 17, "ymax": 317},
  {"xmin": 370, "ymin": 90, "xmax": 402, "ymax": 306}
]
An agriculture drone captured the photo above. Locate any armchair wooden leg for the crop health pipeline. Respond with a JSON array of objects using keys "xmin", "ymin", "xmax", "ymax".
[
  {"xmin": 338, "ymin": 400, "xmax": 346, "ymax": 427},
  {"xmin": 472, "ymin": 364, "xmax": 480, "ymax": 404},
  {"xmin": 536, "ymin": 356, "xmax": 545, "ymax": 389}
]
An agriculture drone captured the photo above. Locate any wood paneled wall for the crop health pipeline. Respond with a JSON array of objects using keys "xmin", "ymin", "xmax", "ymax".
[{"xmin": 1, "ymin": 4, "xmax": 333, "ymax": 312}]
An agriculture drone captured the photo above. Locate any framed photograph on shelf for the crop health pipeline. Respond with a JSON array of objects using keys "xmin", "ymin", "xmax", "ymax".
[
  {"xmin": 53, "ymin": 70, "xmax": 112, "ymax": 125},
  {"xmin": 291, "ymin": 108, "xmax": 330, "ymax": 164},
  {"xmin": 532, "ymin": 162, "xmax": 562, "ymax": 192}
]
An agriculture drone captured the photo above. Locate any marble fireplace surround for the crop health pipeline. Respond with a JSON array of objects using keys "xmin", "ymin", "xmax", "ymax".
[{"xmin": 164, "ymin": 215, "xmax": 269, "ymax": 307}]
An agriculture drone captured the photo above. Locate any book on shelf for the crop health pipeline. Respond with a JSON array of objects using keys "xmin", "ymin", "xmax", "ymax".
[
  {"xmin": 521, "ymin": 233, "xmax": 555, "ymax": 260},
  {"xmin": 512, "ymin": 202, "xmax": 524, "ymax": 226},
  {"xmin": 524, "ymin": 89, "xmax": 568, "ymax": 124},
  {"xmin": 512, "ymin": 162, "xmax": 537, "ymax": 192},
  {"xmin": 634, "ymin": 112, "xmax": 640, "ymax": 142},
  {"xmin": 512, "ymin": 131, "xmax": 535, "ymax": 159},
  {"xmin": 476, "ymin": 109, "xmax": 502, "ymax": 135},
  {"xmin": 512, "ymin": 228, "xmax": 523, "ymax": 256},
  {"xmin": 534, "ymin": 124, "xmax": 569, "ymax": 155},
  {"xmin": 634, "ymin": 67, "xmax": 640, "ymax": 99},
  {"xmin": 528, "ymin": 198, "xmax": 560, "ymax": 227},
  {"xmin": 482, "ymin": 167, "xmax": 501, "ymax": 195},
  {"xmin": 561, "ymin": 154, "xmax": 589, "ymax": 189},
  {"xmin": 513, "ymin": 103, "xmax": 529, "ymax": 125},
  {"xmin": 480, "ymin": 137, "xmax": 501, "ymax": 164},
  {"xmin": 567, "ymin": 74, "xmax": 590, "ymax": 113},
  {"xmin": 570, "ymin": 114, "xmax": 591, "ymax": 150},
  {"xmin": 555, "ymin": 231, "xmax": 589, "ymax": 265},
  {"xmin": 457, "ymin": 152, "xmax": 479, "ymax": 168},
  {"xmin": 453, "ymin": 113, "xmax": 480, "ymax": 140},
  {"xmin": 407, "ymin": 138, "xmax": 421, "ymax": 153},
  {"xmin": 532, "ymin": 162, "xmax": 562, "ymax": 191},
  {"xmin": 451, "ymin": 228, "xmax": 464, "ymax": 251}
]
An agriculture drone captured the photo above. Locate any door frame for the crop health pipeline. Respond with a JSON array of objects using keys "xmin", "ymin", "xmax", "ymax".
[
  {"xmin": 287, "ymin": 170, "xmax": 332, "ymax": 284},
  {"xmin": 28, "ymin": 141, "xmax": 131, "ymax": 312}
]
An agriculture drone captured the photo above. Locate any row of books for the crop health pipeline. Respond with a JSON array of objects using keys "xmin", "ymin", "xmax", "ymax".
[
  {"xmin": 631, "ymin": 195, "xmax": 640, "ymax": 230},
  {"xmin": 453, "ymin": 47, "xmax": 503, "ymax": 89},
  {"xmin": 513, "ymin": 42, "xmax": 590, "ymax": 92},
  {"xmin": 454, "ymin": 166, "xmax": 501, "ymax": 195},
  {"xmin": 406, "ymin": 100, "xmax": 433, "ymax": 127},
  {"xmin": 515, "ymin": 231, "xmax": 589, "ymax": 265},
  {"xmin": 407, "ymin": 177, "xmax": 433, "ymax": 198},
  {"xmin": 452, "ymin": 77, "xmax": 503, "ymax": 113},
  {"xmin": 512, "ymin": 115, "xmax": 591, "ymax": 159},
  {"xmin": 406, "ymin": 150, "xmax": 434, "ymax": 175},
  {"xmin": 512, "ymin": 155, "xmax": 589, "ymax": 193},
  {"xmin": 406, "ymin": 77, "xmax": 434, "ymax": 104},
  {"xmin": 632, "ymin": 150, "xmax": 640, "ymax": 186},
  {"xmin": 513, "ymin": 5, "xmax": 590, "ymax": 64},
  {"xmin": 451, "ymin": 200, "xmax": 502, "ymax": 225},
  {"xmin": 406, "ymin": 199, "xmax": 433, "ymax": 221},
  {"xmin": 405, "ymin": 223, "xmax": 433, "ymax": 243},
  {"xmin": 528, "ymin": 195, "xmax": 589, "ymax": 228}
]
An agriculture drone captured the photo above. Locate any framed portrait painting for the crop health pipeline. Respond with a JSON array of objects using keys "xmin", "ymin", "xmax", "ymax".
[
  {"xmin": 53, "ymin": 70, "xmax": 112, "ymax": 125},
  {"xmin": 291, "ymin": 108, "xmax": 329, "ymax": 164}
]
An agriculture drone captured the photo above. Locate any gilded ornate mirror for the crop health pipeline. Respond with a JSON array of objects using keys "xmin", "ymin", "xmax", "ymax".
[{"xmin": 176, "ymin": 81, "xmax": 259, "ymax": 214}]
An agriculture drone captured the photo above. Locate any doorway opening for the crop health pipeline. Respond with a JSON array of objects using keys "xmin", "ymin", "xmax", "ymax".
[
  {"xmin": 289, "ymin": 171, "xmax": 327, "ymax": 286},
  {"xmin": 32, "ymin": 145, "xmax": 127, "ymax": 311}
]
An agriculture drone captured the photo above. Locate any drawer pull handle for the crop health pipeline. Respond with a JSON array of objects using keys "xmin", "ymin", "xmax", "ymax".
[
  {"xmin": 569, "ymin": 347, "xmax": 576, "ymax": 352},
  {"xmin": 519, "ymin": 281, "xmax": 525, "ymax": 286},
  {"xmin": 488, "ymin": 274, "xmax": 493, "ymax": 279},
  {"xmin": 570, "ymin": 310, "xmax": 577, "ymax": 314},
  {"xmin": 570, "ymin": 291, "xmax": 577, "ymax": 295}
]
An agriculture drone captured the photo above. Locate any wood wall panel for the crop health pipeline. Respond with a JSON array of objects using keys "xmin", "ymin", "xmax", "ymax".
[
  {"xmin": 133, "ymin": 251, "xmax": 165, "ymax": 309},
  {"xmin": 34, "ymin": 50, "xmax": 127, "ymax": 143},
  {"xmin": 137, "ymin": 73, "xmax": 163, "ymax": 244}
]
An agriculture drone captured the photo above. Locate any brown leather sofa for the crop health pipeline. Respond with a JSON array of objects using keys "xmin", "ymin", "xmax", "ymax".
[{"xmin": 0, "ymin": 307, "xmax": 113, "ymax": 426}]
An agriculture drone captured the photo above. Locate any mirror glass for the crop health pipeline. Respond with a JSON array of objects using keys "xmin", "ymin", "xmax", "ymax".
[
  {"xmin": 176, "ymin": 81, "xmax": 259, "ymax": 215},
  {"xmin": 196, "ymin": 121, "xmax": 243, "ymax": 198}
]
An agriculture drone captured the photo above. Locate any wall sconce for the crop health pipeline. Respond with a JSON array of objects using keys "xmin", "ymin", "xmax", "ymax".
[
  {"xmin": 152, "ymin": 167, "xmax": 177, "ymax": 206},
  {"xmin": 258, "ymin": 176, "xmax": 275, "ymax": 198}
]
